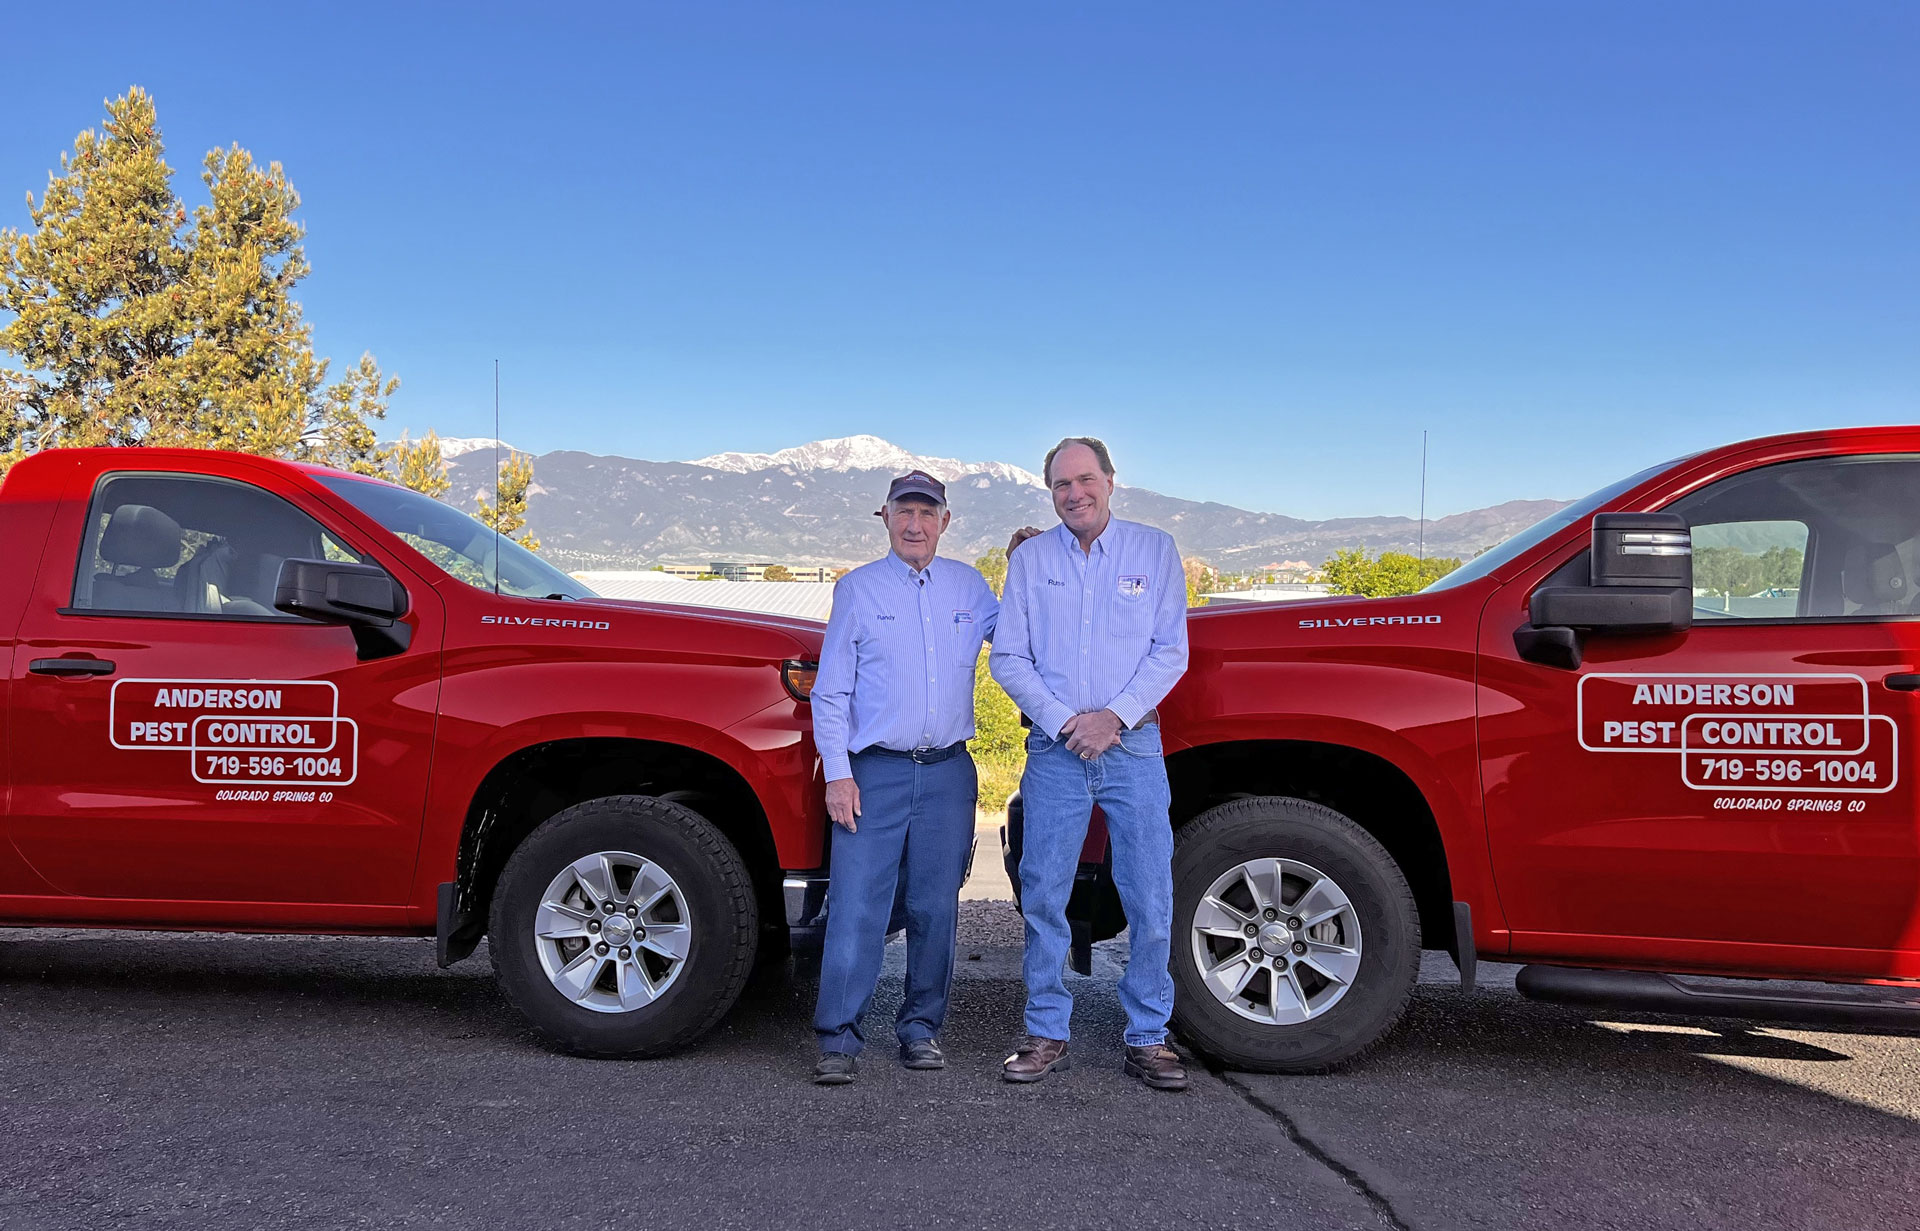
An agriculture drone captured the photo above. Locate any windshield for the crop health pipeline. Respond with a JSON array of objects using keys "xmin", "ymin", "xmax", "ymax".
[
  {"xmin": 320, "ymin": 476, "xmax": 596, "ymax": 601},
  {"xmin": 1421, "ymin": 456, "xmax": 1686, "ymax": 593}
]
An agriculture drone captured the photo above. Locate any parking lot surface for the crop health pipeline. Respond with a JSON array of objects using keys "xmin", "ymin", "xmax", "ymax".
[{"xmin": 4, "ymin": 903, "xmax": 1918, "ymax": 1231}]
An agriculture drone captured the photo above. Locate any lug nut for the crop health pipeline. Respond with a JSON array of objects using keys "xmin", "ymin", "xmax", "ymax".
[
  {"xmin": 618, "ymin": 947, "xmax": 631, "ymax": 960},
  {"xmin": 626, "ymin": 905, "xmax": 638, "ymax": 918},
  {"xmin": 588, "ymin": 920, "xmax": 600, "ymax": 933},
  {"xmin": 1243, "ymin": 924, "xmax": 1258, "ymax": 937},
  {"xmin": 1263, "ymin": 908, "xmax": 1278, "ymax": 921},
  {"xmin": 634, "ymin": 927, "xmax": 646, "ymax": 940},
  {"xmin": 1292, "ymin": 941, "xmax": 1307, "ymax": 955},
  {"xmin": 595, "ymin": 943, "xmax": 609, "ymax": 956},
  {"xmin": 1287, "ymin": 917, "xmax": 1301, "ymax": 930},
  {"xmin": 603, "ymin": 902, "xmax": 616, "ymax": 914},
  {"xmin": 1248, "ymin": 947, "xmax": 1264, "ymax": 960}
]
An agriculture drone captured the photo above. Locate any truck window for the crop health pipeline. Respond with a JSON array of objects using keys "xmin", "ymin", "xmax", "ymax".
[
  {"xmin": 317, "ymin": 474, "xmax": 595, "ymax": 601},
  {"xmin": 71, "ymin": 473, "xmax": 364, "ymax": 620},
  {"xmin": 1665, "ymin": 454, "xmax": 1920, "ymax": 621}
]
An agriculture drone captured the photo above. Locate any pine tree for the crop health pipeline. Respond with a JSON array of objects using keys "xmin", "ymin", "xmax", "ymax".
[
  {"xmin": 383, "ymin": 430, "xmax": 449, "ymax": 497},
  {"xmin": 0, "ymin": 88, "xmax": 396, "ymax": 473},
  {"xmin": 477, "ymin": 450, "xmax": 539, "ymax": 551}
]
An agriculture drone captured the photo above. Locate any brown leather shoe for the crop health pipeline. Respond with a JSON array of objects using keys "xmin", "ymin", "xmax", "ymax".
[
  {"xmin": 1124, "ymin": 1044, "xmax": 1189, "ymax": 1091},
  {"xmin": 1002, "ymin": 1036, "xmax": 1070, "ymax": 1083}
]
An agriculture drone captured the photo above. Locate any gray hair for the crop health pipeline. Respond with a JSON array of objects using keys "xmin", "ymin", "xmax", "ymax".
[{"xmin": 1043, "ymin": 436, "xmax": 1115, "ymax": 486}]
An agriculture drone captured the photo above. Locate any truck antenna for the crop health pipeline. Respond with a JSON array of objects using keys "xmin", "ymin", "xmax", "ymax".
[
  {"xmin": 491, "ymin": 361, "xmax": 499, "ymax": 595},
  {"xmin": 1418, "ymin": 430, "xmax": 1428, "ymax": 562}
]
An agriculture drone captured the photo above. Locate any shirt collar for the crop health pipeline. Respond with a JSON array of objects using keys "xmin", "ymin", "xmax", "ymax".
[
  {"xmin": 1056, "ymin": 516, "xmax": 1116, "ymax": 558},
  {"xmin": 887, "ymin": 551, "xmax": 935, "ymax": 583}
]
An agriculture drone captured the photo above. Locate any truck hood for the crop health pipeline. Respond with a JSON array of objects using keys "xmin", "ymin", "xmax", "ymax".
[{"xmin": 572, "ymin": 596, "xmax": 826, "ymax": 654}]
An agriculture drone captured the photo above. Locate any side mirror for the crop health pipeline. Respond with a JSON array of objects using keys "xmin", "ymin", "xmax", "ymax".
[
  {"xmin": 275, "ymin": 559, "xmax": 411, "ymax": 658},
  {"xmin": 1517, "ymin": 513, "xmax": 1694, "ymax": 669}
]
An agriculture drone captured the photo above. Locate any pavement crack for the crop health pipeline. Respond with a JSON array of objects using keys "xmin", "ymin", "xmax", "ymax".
[{"xmin": 1207, "ymin": 1063, "xmax": 1414, "ymax": 1231}]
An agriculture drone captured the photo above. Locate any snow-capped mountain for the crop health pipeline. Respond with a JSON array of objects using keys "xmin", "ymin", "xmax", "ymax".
[
  {"xmin": 436, "ymin": 436, "xmax": 517, "ymax": 460},
  {"xmin": 689, "ymin": 434, "xmax": 1045, "ymax": 488},
  {"xmin": 433, "ymin": 432, "xmax": 1566, "ymax": 573}
]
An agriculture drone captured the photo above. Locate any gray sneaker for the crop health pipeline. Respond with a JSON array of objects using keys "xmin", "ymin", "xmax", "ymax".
[{"xmin": 813, "ymin": 1052, "xmax": 858, "ymax": 1085}]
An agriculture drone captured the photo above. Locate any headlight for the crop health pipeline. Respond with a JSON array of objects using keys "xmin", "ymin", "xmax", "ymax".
[{"xmin": 781, "ymin": 659, "xmax": 818, "ymax": 702}]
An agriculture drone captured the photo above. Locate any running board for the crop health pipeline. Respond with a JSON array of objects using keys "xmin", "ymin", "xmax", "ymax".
[{"xmin": 1516, "ymin": 966, "xmax": 1920, "ymax": 1033}]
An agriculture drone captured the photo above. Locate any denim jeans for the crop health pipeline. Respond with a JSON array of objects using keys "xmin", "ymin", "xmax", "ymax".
[
  {"xmin": 1018, "ymin": 723, "xmax": 1175, "ymax": 1047},
  {"xmin": 813, "ymin": 749, "xmax": 977, "ymax": 1055}
]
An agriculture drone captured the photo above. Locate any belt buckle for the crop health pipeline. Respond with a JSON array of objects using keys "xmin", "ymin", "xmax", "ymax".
[{"xmin": 910, "ymin": 745, "xmax": 938, "ymax": 764}]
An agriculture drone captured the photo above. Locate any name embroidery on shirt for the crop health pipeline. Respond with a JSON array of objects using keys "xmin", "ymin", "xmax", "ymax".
[
  {"xmin": 1045, "ymin": 578, "xmax": 1066, "ymax": 587},
  {"xmin": 1118, "ymin": 575, "xmax": 1149, "ymax": 597},
  {"xmin": 875, "ymin": 613, "xmax": 896, "ymax": 621},
  {"xmin": 952, "ymin": 610, "xmax": 974, "ymax": 624}
]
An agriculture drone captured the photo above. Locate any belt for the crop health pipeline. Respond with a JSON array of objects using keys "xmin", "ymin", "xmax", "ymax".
[{"xmin": 856, "ymin": 741, "xmax": 967, "ymax": 764}]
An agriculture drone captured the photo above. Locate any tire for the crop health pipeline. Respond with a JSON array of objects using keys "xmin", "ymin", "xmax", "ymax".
[
  {"xmin": 490, "ymin": 794, "xmax": 759, "ymax": 1058},
  {"xmin": 1170, "ymin": 796, "xmax": 1419, "ymax": 1073}
]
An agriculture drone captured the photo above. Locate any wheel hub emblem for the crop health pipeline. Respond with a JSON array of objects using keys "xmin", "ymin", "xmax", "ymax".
[
  {"xmin": 602, "ymin": 915, "xmax": 634, "ymax": 947},
  {"xmin": 1257, "ymin": 923, "xmax": 1291, "ymax": 952}
]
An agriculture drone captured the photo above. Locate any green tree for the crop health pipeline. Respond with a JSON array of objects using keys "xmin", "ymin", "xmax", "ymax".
[
  {"xmin": 1322, "ymin": 547, "xmax": 1461, "ymax": 597},
  {"xmin": 477, "ymin": 450, "xmax": 539, "ymax": 551},
  {"xmin": 1694, "ymin": 546, "xmax": 1763, "ymax": 600},
  {"xmin": 0, "ymin": 88, "xmax": 395, "ymax": 474},
  {"xmin": 975, "ymin": 547, "xmax": 1008, "ymax": 597},
  {"xmin": 763, "ymin": 564, "xmax": 793, "ymax": 581},
  {"xmin": 968, "ymin": 648, "xmax": 1024, "ymax": 810},
  {"xmin": 1759, "ymin": 544, "xmax": 1805, "ymax": 590},
  {"xmin": 384, "ymin": 430, "xmax": 449, "ymax": 498}
]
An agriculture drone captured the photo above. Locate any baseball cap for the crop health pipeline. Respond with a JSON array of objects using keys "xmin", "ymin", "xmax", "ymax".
[{"xmin": 875, "ymin": 470, "xmax": 947, "ymax": 516}]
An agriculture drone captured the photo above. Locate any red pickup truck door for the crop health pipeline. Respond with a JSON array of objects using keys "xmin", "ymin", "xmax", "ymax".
[
  {"xmin": 7, "ymin": 462, "xmax": 442, "ymax": 907},
  {"xmin": 1480, "ymin": 451, "xmax": 1920, "ymax": 977}
]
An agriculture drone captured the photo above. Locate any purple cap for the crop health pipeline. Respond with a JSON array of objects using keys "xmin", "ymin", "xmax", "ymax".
[{"xmin": 875, "ymin": 469, "xmax": 947, "ymax": 515}]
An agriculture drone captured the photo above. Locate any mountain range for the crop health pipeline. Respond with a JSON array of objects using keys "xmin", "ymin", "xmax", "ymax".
[{"xmin": 439, "ymin": 434, "xmax": 1567, "ymax": 573}]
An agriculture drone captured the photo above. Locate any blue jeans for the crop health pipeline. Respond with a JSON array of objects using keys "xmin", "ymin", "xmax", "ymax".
[
  {"xmin": 1018, "ymin": 723, "xmax": 1175, "ymax": 1047},
  {"xmin": 813, "ymin": 749, "xmax": 977, "ymax": 1055}
]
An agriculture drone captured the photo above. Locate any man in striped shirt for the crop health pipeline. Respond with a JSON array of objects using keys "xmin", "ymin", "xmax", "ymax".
[
  {"xmin": 991, "ymin": 437, "xmax": 1192, "ymax": 1091},
  {"xmin": 808, "ymin": 470, "xmax": 999, "ymax": 1085}
]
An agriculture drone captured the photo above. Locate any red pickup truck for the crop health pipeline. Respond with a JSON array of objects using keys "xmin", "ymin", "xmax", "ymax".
[
  {"xmin": 1011, "ymin": 425, "xmax": 1920, "ymax": 1071},
  {"xmin": 0, "ymin": 447, "xmax": 830, "ymax": 1058}
]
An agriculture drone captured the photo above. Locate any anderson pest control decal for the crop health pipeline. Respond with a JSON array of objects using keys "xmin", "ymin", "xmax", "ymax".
[
  {"xmin": 111, "ymin": 678, "xmax": 358, "ymax": 798},
  {"xmin": 1576, "ymin": 671, "xmax": 1897, "ymax": 807}
]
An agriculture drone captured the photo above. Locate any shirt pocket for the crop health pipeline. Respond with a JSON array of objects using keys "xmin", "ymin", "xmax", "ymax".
[
  {"xmin": 948, "ymin": 611, "xmax": 985, "ymax": 667},
  {"xmin": 1110, "ymin": 589, "xmax": 1154, "ymax": 639}
]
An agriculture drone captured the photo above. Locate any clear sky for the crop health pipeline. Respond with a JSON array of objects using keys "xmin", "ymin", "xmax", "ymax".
[{"xmin": 2, "ymin": 2, "xmax": 1914, "ymax": 519}]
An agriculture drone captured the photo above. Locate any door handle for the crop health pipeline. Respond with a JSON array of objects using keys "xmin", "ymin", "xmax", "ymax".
[
  {"xmin": 29, "ymin": 657, "xmax": 117, "ymax": 677},
  {"xmin": 1884, "ymin": 673, "xmax": 1920, "ymax": 691}
]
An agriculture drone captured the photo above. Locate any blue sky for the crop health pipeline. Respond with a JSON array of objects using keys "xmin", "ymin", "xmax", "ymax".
[{"xmin": 2, "ymin": 2, "xmax": 1914, "ymax": 519}]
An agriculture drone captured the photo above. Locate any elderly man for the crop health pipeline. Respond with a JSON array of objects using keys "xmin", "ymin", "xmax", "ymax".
[
  {"xmin": 809, "ymin": 470, "xmax": 999, "ymax": 1085},
  {"xmin": 990, "ymin": 437, "xmax": 1191, "ymax": 1090}
]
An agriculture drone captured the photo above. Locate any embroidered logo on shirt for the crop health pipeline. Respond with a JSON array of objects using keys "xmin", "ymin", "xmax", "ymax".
[
  {"xmin": 952, "ymin": 610, "xmax": 974, "ymax": 624},
  {"xmin": 1045, "ymin": 578, "xmax": 1066, "ymax": 587},
  {"xmin": 875, "ymin": 613, "xmax": 896, "ymax": 621},
  {"xmin": 1118, "ymin": 575, "xmax": 1149, "ymax": 597}
]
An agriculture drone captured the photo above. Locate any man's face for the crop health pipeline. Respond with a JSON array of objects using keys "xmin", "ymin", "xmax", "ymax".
[
  {"xmin": 883, "ymin": 496, "xmax": 949, "ymax": 567},
  {"xmin": 1048, "ymin": 443, "xmax": 1114, "ymax": 538}
]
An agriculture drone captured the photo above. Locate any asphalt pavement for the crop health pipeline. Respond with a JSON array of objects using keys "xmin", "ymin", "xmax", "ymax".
[{"xmin": 3, "ymin": 902, "xmax": 1918, "ymax": 1231}]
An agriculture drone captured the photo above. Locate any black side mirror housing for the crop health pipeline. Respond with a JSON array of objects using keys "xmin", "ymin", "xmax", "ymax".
[
  {"xmin": 275, "ymin": 559, "xmax": 411, "ymax": 658},
  {"xmin": 1517, "ymin": 513, "xmax": 1694, "ymax": 669}
]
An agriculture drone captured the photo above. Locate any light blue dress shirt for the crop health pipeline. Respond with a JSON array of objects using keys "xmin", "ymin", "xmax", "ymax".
[
  {"xmin": 813, "ymin": 552, "xmax": 1001, "ymax": 783},
  {"xmin": 989, "ymin": 517, "xmax": 1189, "ymax": 738}
]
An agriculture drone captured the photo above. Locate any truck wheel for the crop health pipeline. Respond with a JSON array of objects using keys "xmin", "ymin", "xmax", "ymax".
[
  {"xmin": 490, "ymin": 795, "xmax": 758, "ymax": 1058},
  {"xmin": 1170, "ymin": 796, "xmax": 1419, "ymax": 1073}
]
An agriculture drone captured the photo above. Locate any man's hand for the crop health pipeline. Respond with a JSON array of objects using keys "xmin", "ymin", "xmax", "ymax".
[
  {"xmin": 1007, "ymin": 526, "xmax": 1044, "ymax": 555},
  {"xmin": 826, "ymin": 777, "xmax": 862, "ymax": 832},
  {"xmin": 1061, "ymin": 709, "xmax": 1124, "ymax": 760}
]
